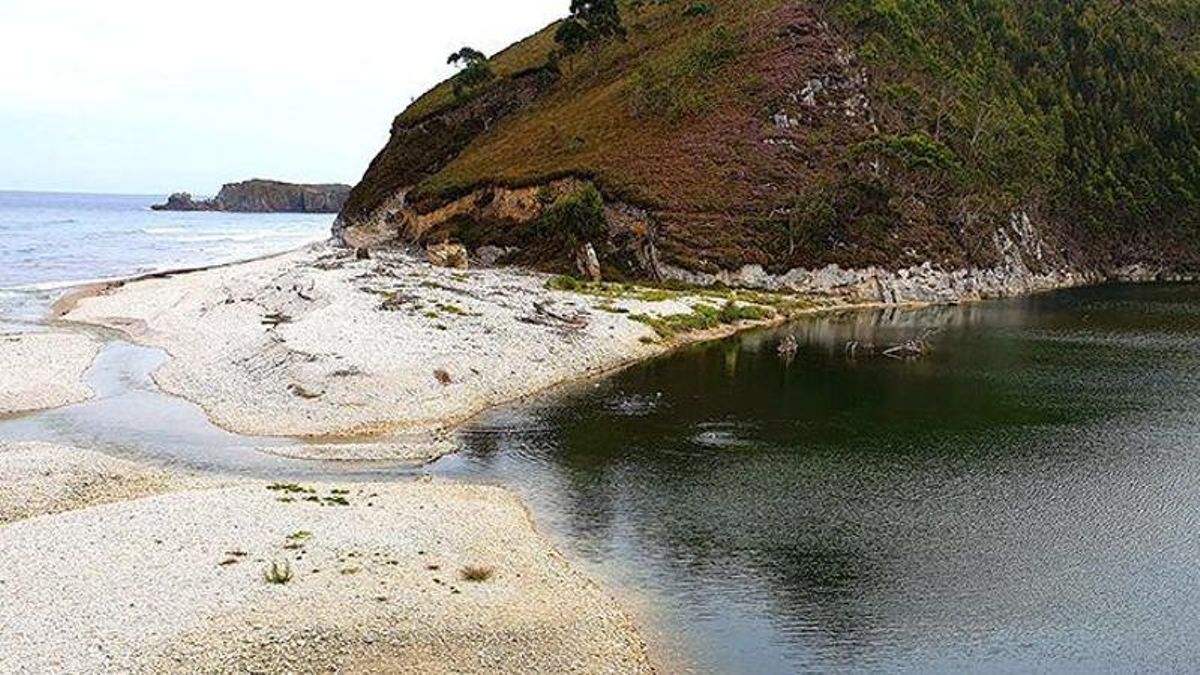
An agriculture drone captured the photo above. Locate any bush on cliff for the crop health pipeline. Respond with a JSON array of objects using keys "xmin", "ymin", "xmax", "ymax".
[
  {"xmin": 556, "ymin": 0, "xmax": 625, "ymax": 53},
  {"xmin": 447, "ymin": 47, "xmax": 495, "ymax": 100},
  {"xmin": 539, "ymin": 183, "xmax": 608, "ymax": 245}
]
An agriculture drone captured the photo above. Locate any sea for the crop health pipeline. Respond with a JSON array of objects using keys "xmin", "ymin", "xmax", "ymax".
[{"xmin": 0, "ymin": 191, "xmax": 333, "ymax": 326}]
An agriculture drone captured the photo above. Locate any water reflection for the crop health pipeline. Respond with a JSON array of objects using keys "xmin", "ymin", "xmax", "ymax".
[{"xmin": 436, "ymin": 283, "xmax": 1200, "ymax": 673}]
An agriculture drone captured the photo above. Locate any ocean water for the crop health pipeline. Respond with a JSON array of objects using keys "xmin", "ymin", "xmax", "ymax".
[{"xmin": 0, "ymin": 191, "xmax": 333, "ymax": 325}]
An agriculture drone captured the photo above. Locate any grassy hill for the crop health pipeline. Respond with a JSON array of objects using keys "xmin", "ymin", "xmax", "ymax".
[{"xmin": 337, "ymin": 0, "xmax": 1200, "ymax": 281}]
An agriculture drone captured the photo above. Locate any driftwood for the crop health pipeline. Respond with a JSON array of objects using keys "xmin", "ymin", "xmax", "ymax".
[
  {"xmin": 778, "ymin": 335, "xmax": 799, "ymax": 364},
  {"xmin": 845, "ymin": 329, "xmax": 938, "ymax": 359},
  {"xmin": 518, "ymin": 301, "xmax": 589, "ymax": 331},
  {"xmin": 261, "ymin": 312, "xmax": 293, "ymax": 327}
]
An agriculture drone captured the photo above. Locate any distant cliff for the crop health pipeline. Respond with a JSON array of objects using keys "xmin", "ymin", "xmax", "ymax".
[{"xmin": 153, "ymin": 180, "xmax": 351, "ymax": 213}]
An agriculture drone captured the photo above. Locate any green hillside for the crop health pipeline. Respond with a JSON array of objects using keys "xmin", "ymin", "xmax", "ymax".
[{"xmin": 338, "ymin": 0, "xmax": 1200, "ymax": 278}]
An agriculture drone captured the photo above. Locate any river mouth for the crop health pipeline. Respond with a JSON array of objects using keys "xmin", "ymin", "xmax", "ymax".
[
  {"xmin": 0, "ymin": 340, "xmax": 429, "ymax": 478},
  {"xmin": 4, "ymin": 282, "xmax": 1200, "ymax": 672}
]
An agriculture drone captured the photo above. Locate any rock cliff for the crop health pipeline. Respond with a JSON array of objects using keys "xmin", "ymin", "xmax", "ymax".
[
  {"xmin": 335, "ymin": 1, "xmax": 1200, "ymax": 300},
  {"xmin": 153, "ymin": 180, "xmax": 350, "ymax": 213}
]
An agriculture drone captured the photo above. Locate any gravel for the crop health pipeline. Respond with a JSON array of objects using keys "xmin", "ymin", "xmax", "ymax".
[
  {"xmin": 0, "ymin": 442, "xmax": 191, "ymax": 525},
  {"xmin": 0, "ymin": 460, "xmax": 650, "ymax": 673},
  {"xmin": 0, "ymin": 331, "xmax": 100, "ymax": 415}
]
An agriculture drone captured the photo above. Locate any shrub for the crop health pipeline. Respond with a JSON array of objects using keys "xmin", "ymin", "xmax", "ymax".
[
  {"xmin": 264, "ymin": 560, "xmax": 294, "ymax": 585},
  {"xmin": 555, "ymin": 0, "xmax": 625, "ymax": 54},
  {"xmin": 539, "ymin": 183, "xmax": 608, "ymax": 245},
  {"xmin": 447, "ymin": 47, "xmax": 494, "ymax": 100},
  {"xmin": 683, "ymin": 1, "xmax": 713, "ymax": 17},
  {"xmin": 460, "ymin": 565, "xmax": 495, "ymax": 582},
  {"xmin": 851, "ymin": 133, "xmax": 959, "ymax": 172}
]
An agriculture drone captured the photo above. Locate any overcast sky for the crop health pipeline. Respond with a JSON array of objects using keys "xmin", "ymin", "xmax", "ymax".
[{"xmin": 0, "ymin": 0, "xmax": 564, "ymax": 195}]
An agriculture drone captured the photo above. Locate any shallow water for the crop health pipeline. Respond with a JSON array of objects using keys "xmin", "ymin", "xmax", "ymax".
[{"xmin": 0, "ymin": 340, "xmax": 426, "ymax": 479}]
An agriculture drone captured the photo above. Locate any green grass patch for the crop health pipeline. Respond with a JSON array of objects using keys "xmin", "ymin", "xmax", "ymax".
[
  {"xmin": 267, "ymin": 483, "xmax": 315, "ymax": 495},
  {"xmin": 632, "ymin": 300, "xmax": 774, "ymax": 338}
]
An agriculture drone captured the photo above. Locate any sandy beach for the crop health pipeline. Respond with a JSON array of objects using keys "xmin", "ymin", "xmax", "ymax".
[
  {"xmin": 0, "ymin": 242, "xmax": 828, "ymax": 673},
  {"xmin": 0, "ymin": 330, "xmax": 101, "ymax": 415},
  {"xmin": 0, "ymin": 441, "xmax": 649, "ymax": 674},
  {"xmin": 63, "ymin": 242, "xmax": 804, "ymax": 459}
]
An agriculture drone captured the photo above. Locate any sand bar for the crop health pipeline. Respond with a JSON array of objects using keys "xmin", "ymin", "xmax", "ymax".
[
  {"xmin": 0, "ymin": 476, "xmax": 648, "ymax": 672},
  {"xmin": 64, "ymin": 243, "xmax": 789, "ymax": 450}
]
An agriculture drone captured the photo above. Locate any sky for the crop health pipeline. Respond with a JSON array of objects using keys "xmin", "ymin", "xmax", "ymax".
[{"xmin": 0, "ymin": 0, "xmax": 564, "ymax": 195}]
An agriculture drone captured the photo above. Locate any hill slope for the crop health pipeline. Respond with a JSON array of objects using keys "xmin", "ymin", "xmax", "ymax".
[{"xmin": 335, "ymin": 0, "xmax": 1200, "ymax": 301}]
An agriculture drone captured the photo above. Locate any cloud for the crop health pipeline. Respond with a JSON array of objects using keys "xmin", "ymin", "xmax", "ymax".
[{"xmin": 0, "ymin": 0, "xmax": 564, "ymax": 193}]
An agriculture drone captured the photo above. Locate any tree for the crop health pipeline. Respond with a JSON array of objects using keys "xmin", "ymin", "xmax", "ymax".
[
  {"xmin": 555, "ymin": 0, "xmax": 624, "ymax": 54},
  {"xmin": 447, "ymin": 47, "xmax": 494, "ymax": 99}
]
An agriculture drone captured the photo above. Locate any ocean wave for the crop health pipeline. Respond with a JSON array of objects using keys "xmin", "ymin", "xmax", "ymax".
[{"xmin": 143, "ymin": 227, "xmax": 320, "ymax": 243}]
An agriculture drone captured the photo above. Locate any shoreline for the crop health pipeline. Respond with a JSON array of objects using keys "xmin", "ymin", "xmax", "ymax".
[
  {"xmin": 57, "ymin": 241, "xmax": 887, "ymax": 461},
  {"xmin": 49, "ymin": 242, "xmax": 328, "ymax": 319},
  {"xmin": 47, "ymin": 238, "xmax": 1162, "ymax": 461}
]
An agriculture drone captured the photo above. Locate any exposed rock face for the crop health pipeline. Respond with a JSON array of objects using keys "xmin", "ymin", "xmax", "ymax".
[
  {"xmin": 337, "ymin": 178, "xmax": 663, "ymax": 280},
  {"xmin": 334, "ymin": 67, "xmax": 559, "ymax": 244},
  {"xmin": 661, "ymin": 213, "xmax": 1196, "ymax": 304},
  {"xmin": 153, "ymin": 180, "xmax": 351, "ymax": 213}
]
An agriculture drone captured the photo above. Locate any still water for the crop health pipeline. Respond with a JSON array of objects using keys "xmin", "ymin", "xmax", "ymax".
[
  {"xmin": 433, "ymin": 283, "xmax": 1200, "ymax": 673},
  {"xmin": 3, "ymin": 278, "xmax": 1198, "ymax": 672}
]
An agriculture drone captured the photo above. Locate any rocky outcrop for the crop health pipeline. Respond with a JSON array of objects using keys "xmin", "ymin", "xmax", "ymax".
[
  {"xmin": 153, "ymin": 180, "xmax": 351, "ymax": 213},
  {"xmin": 334, "ymin": 67, "xmax": 559, "ymax": 244},
  {"xmin": 336, "ymin": 178, "xmax": 663, "ymax": 280},
  {"xmin": 661, "ymin": 212, "xmax": 1197, "ymax": 304}
]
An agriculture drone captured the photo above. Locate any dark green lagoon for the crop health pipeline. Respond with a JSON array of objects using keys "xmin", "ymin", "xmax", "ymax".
[{"xmin": 433, "ymin": 284, "xmax": 1200, "ymax": 673}]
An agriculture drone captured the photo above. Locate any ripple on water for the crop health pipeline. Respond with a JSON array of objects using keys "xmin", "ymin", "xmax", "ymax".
[{"xmin": 690, "ymin": 421, "xmax": 758, "ymax": 451}]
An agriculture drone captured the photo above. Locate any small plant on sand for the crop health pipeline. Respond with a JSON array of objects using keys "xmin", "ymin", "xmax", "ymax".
[
  {"xmin": 460, "ymin": 565, "xmax": 495, "ymax": 582},
  {"xmin": 264, "ymin": 560, "xmax": 294, "ymax": 585},
  {"xmin": 434, "ymin": 368, "xmax": 454, "ymax": 385},
  {"xmin": 267, "ymin": 483, "xmax": 315, "ymax": 495}
]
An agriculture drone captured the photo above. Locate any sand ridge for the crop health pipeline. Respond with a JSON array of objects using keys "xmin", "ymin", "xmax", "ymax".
[
  {"xmin": 0, "ymin": 443, "xmax": 650, "ymax": 674},
  {"xmin": 63, "ymin": 243, "xmax": 756, "ymax": 450}
]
